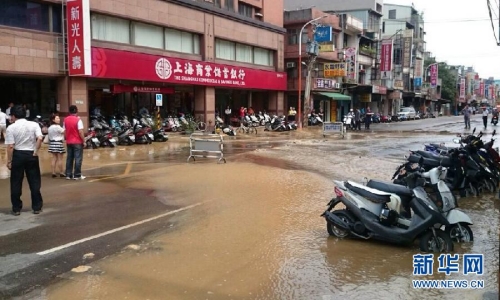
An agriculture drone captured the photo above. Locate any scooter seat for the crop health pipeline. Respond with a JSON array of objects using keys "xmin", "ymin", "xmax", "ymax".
[
  {"xmin": 366, "ymin": 180, "xmax": 413, "ymax": 198},
  {"xmin": 345, "ymin": 181, "xmax": 392, "ymax": 204}
]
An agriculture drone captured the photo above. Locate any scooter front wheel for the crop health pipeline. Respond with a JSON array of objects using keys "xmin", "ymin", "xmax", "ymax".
[
  {"xmin": 326, "ymin": 210, "xmax": 355, "ymax": 238},
  {"xmin": 446, "ymin": 224, "xmax": 473, "ymax": 243},
  {"xmin": 419, "ymin": 229, "xmax": 454, "ymax": 253}
]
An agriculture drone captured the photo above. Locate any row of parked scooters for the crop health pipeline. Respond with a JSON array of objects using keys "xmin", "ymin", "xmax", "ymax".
[
  {"xmin": 321, "ymin": 128, "xmax": 499, "ymax": 253},
  {"xmin": 85, "ymin": 114, "xmax": 168, "ymax": 148},
  {"xmin": 215, "ymin": 111, "xmax": 299, "ymax": 136}
]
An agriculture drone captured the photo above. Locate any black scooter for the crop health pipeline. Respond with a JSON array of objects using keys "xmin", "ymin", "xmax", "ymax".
[
  {"xmin": 492, "ymin": 114, "xmax": 498, "ymax": 125},
  {"xmin": 321, "ymin": 178, "xmax": 454, "ymax": 252}
]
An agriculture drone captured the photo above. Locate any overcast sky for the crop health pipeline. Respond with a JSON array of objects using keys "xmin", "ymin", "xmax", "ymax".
[{"xmin": 386, "ymin": 0, "xmax": 500, "ymax": 79}]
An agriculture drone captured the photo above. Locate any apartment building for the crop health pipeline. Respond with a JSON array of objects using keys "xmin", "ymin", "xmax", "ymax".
[
  {"xmin": 0, "ymin": 0, "xmax": 287, "ymax": 126},
  {"xmin": 284, "ymin": 0, "xmax": 386, "ymax": 114}
]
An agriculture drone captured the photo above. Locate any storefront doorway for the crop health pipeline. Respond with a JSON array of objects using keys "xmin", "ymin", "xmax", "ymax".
[{"xmin": 0, "ymin": 76, "xmax": 57, "ymax": 118}]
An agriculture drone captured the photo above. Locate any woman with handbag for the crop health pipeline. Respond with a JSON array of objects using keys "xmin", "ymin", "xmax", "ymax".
[{"xmin": 47, "ymin": 114, "xmax": 66, "ymax": 178}]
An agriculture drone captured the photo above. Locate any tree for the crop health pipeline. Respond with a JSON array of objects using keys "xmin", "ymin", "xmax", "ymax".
[{"xmin": 424, "ymin": 58, "xmax": 457, "ymax": 102}]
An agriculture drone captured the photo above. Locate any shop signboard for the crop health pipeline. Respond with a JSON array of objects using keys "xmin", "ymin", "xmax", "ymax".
[
  {"xmin": 111, "ymin": 84, "xmax": 174, "ymax": 94},
  {"xmin": 315, "ymin": 78, "xmax": 337, "ymax": 89},
  {"xmin": 314, "ymin": 26, "xmax": 333, "ymax": 43},
  {"xmin": 380, "ymin": 39, "xmax": 393, "ymax": 79},
  {"xmin": 67, "ymin": 0, "xmax": 92, "ymax": 76},
  {"xmin": 91, "ymin": 47, "xmax": 287, "ymax": 90},
  {"xmin": 323, "ymin": 63, "xmax": 346, "ymax": 77},
  {"xmin": 344, "ymin": 47, "xmax": 357, "ymax": 81},
  {"xmin": 460, "ymin": 78, "xmax": 466, "ymax": 100}
]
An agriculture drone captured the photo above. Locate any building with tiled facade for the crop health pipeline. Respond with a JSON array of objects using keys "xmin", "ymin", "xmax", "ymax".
[{"xmin": 0, "ymin": 0, "xmax": 286, "ymax": 127}]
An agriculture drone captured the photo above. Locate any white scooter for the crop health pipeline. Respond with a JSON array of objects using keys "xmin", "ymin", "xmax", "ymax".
[
  {"xmin": 366, "ymin": 166, "xmax": 474, "ymax": 243},
  {"xmin": 343, "ymin": 113, "xmax": 354, "ymax": 130}
]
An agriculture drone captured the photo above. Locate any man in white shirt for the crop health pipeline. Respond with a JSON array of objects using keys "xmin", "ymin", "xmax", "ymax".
[
  {"xmin": 0, "ymin": 108, "xmax": 7, "ymax": 141},
  {"xmin": 482, "ymin": 107, "xmax": 489, "ymax": 129},
  {"xmin": 5, "ymin": 105, "xmax": 44, "ymax": 215}
]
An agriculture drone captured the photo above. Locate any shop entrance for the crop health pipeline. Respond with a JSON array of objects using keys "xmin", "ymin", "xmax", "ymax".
[
  {"xmin": 215, "ymin": 89, "xmax": 270, "ymax": 117},
  {"xmin": 0, "ymin": 76, "xmax": 57, "ymax": 118}
]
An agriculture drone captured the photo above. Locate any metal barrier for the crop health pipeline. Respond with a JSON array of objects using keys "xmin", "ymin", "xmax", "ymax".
[
  {"xmin": 322, "ymin": 122, "xmax": 345, "ymax": 138},
  {"xmin": 187, "ymin": 133, "xmax": 226, "ymax": 163}
]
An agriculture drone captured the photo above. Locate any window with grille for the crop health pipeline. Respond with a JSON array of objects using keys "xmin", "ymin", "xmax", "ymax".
[
  {"xmin": 388, "ymin": 10, "xmax": 396, "ymax": 20},
  {"xmin": 238, "ymin": 2, "xmax": 253, "ymax": 17}
]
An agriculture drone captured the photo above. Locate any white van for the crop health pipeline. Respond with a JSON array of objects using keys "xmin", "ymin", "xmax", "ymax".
[{"xmin": 398, "ymin": 107, "xmax": 417, "ymax": 120}]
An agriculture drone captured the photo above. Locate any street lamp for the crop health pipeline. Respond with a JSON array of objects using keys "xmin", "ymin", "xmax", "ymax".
[
  {"xmin": 423, "ymin": 62, "xmax": 438, "ymax": 84},
  {"xmin": 297, "ymin": 15, "xmax": 328, "ymax": 129}
]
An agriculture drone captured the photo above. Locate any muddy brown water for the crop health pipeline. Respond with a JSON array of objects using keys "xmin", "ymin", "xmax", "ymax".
[{"xmin": 3, "ymin": 131, "xmax": 499, "ymax": 299}]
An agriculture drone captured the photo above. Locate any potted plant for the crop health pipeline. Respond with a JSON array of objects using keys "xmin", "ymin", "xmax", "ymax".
[{"xmin": 182, "ymin": 119, "xmax": 197, "ymax": 134}]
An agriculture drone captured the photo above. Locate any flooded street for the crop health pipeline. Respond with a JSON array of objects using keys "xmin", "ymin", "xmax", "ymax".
[{"xmin": 2, "ymin": 119, "xmax": 499, "ymax": 300}]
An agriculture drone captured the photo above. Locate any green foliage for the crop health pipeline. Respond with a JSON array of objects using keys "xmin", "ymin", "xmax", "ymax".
[
  {"xmin": 424, "ymin": 58, "xmax": 457, "ymax": 103},
  {"xmin": 181, "ymin": 120, "xmax": 198, "ymax": 133}
]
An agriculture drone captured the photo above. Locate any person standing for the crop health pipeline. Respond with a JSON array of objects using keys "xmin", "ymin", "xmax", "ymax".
[
  {"xmin": 64, "ymin": 105, "xmax": 85, "ymax": 180},
  {"xmin": 48, "ymin": 114, "xmax": 66, "ymax": 178},
  {"xmin": 354, "ymin": 108, "xmax": 361, "ymax": 130},
  {"xmin": 5, "ymin": 105, "xmax": 44, "ymax": 215},
  {"xmin": 224, "ymin": 106, "xmax": 231, "ymax": 125},
  {"xmin": 462, "ymin": 104, "xmax": 471, "ymax": 129},
  {"xmin": 5, "ymin": 102, "xmax": 14, "ymax": 126},
  {"xmin": 482, "ymin": 106, "xmax": 488, "ymax": 129},
  {"xmin": 0, "ymin": 108, "xmax": 7, "ymax": 141}
]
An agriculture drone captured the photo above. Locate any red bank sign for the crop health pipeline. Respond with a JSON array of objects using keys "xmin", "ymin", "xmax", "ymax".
[
  {"xmin": 380, "ymin": 39, "xmax": 393, "ymax": 79},
  {"xmin": 66, "ymin": 0, "xmax": 91, "ymax": 76},
  {"xmin": 91, "ymin": 47, "xmax": 287, "ymax": 91}
]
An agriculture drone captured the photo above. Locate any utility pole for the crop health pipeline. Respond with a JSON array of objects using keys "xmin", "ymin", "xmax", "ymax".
[{"xmin": 303, "ymin": 28, "xmax": 320, "ymax": 127}]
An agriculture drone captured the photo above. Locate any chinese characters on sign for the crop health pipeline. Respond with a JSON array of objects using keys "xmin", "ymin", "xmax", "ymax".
[
  {"xmin": 323, "ymin": 63, "xmax": 346, "ymax": 78},
  {"xmin": 380, "ymin": 39, "xmax": 393, "ymax": 79},
  {"xmin": 480, "ymin": 81, "xmax": 485, "ymax": 97},
  {"xmin": 413, "ymin": 253, "xmax": 484, "ymax": 276},
  {"xmin": 315, "ymin": 78, "xmax": 337, "ymax": 89},
  {"xmin": 164, "ymin": 59, "xmax": 247, "ymax": 86},
  {"xmin": 430, "ymin": 64, "xmax": 438, "ymax": 88},
  {"xmin": 344, "ymin": 47, "xmax": 357, "ymax": 82},
  {"xmin": 91, "ymin": 47, "xmax": 287, "ymax": 90},
  {"xmin": 402, "ymin": 29, "xmax": 413, "ymax": 74},
  {"xmin": 460, "ymin": 78, "xmax": 466, "ymax": 100},
  {"xmin": 66, "ymin": 0, "xmax": 91, "ymax": 76}
]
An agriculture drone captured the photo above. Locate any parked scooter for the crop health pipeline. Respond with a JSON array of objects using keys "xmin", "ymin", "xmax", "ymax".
[
  {"xmin": 368, "ymin": 166, "xmax": 474, "ymax": 243},
  {"xmin": 321, "ymin": 179, "xmax": 454, "ymax": 252}
]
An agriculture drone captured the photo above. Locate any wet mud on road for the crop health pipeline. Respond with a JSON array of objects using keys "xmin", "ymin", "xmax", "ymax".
[{"xmin": 1, "ymin": 123, "xmax": 499, "ymax": 300}]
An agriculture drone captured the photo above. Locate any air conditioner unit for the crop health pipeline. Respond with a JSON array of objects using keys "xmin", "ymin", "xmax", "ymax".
[
  {"xmin": 286, "ymin": 62, "xmax": 296, "ymax": 68},
  {"xmin": 255, "ymin": 13, "xmax": 263, "ymax": 17},
  {"xmin": 334, "ymin": 83, "xmax": 341, "ymax": 89}
]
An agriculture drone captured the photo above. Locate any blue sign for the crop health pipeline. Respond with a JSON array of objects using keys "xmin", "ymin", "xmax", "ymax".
[
  {"xmin": 314, "ymin": 26, "xmax": 332, "ymax": 43},
  {"xmin": 155, "ymin": 94, "xmax": 163, "ymax": 106},
  {"xmin": 414, "ymin": 77, "xmax": 422, "ymax": 87}
]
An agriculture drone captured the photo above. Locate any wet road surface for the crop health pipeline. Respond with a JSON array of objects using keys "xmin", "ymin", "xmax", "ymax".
[{"xmin": 0, "ymin": 114, "xmax": 498, "ymax": 299}]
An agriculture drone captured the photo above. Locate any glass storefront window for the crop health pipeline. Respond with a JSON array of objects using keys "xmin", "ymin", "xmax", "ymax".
[{"xmin": 0, "ymin": 0, "xmax": 50, "ymax": 32}]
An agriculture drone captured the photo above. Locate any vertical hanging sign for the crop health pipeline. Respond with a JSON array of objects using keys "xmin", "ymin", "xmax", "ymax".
[
  {"xmin": 380, "ymin": 39, "xmax": 393, "ymax": 79},
  {"xmin": 67, "ymin": 0, "xmax": 91, "ymax": 76},
  {"xmin": 430, "ymin": 64, "xmax": 438, "ymax": 88},
  {"xmin": 459, "ymin": 78, "xmax": 466, "ymax": 100}
]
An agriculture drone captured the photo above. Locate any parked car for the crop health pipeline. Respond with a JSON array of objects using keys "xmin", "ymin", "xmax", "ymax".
[{"xmin": 398, "ymin": 107, "xmax": 417, "ymax": 120}]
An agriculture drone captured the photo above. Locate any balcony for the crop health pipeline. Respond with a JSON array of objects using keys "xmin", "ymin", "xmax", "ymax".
[
  {"xmin": 359, "ymin": 46, "xmax": 377, "ymax": 58},
  {"xmin": 344, "ymin": 15, "xmax": 363, "ymax": 33}
]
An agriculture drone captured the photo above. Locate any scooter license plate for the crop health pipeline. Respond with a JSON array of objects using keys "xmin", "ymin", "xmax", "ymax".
[
  {"xmin": 91, "ymin": 138, "xmax": 99, "ymax": 143},
  {"xmin": 148, "ymin": 134, "xmax": 154, "ymax": 139}
]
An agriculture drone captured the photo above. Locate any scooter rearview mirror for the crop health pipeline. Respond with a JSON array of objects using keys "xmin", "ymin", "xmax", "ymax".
[
  {"xmin": 493, "ymin": 130, "xmax": 496, "ymax": 136},
  {"xmin": 473, "ymin": 128, "xmax": 476, "ymax": 134},
  {"xmin": 452, "ymin": 138, "xmax": 460, "ymax": 144}
]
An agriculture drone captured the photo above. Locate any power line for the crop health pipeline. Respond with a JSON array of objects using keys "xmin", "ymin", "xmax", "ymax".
[
  {"xmin": 386, "ymin": 17, "xmax": 499, "ymax": 23},
  {"xmin": 486, "ymin": 0, "xmax": 500, "ymax": 45}
]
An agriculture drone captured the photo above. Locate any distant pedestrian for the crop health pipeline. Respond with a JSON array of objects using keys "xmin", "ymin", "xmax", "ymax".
[
  {"xmin": 5, "ymin": 102, "xmax": 13, "ymax": 126},
  {"xmin": 5, "ymin": 105, "xmax": 44, "ymax": 215},
  {"xmin": 462, "ymin": 104, "xmax": 471, "ymax": 129},
  {"xmin": 482, "ymin": 107, "xmax": 488, "ymax": 129},
  {"xmin": 47, "ymin": 114, "xmax": 66, "ymax": 178},
  {"xmin": 239, "ymin": 107, "xmax": 245, "ymax": 124},
  {"xmin": 0, "ymin": 108, "xmax": 7, "ymax": 141},
  {"xmin": 354, "ymin": 108, "xmax": 361, "ymax": 130},
  {"xmin": 224, "ymin": 106, "xmax": 231, "ymax": 125},
  {"xmin": 64, "ymin": 105, "xmax": 85, "ymax": 180}
]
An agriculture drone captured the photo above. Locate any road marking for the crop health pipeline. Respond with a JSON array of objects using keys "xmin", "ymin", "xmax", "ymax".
[
  {"xmin": 123, "ymin": 163, "xmax": 132, "ymax": 175},
  {"xmin": 37, "ymin": 202, "xmax": 205, "ymax": 256}
]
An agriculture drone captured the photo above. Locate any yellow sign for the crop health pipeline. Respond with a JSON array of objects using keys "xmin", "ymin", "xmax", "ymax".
[
  {"xmin": 324, "ymin": 63, "xmax": 346, "ymax": 78},
  {"xmin": 319, "ymin": 44, "xmax": 334, "ymax": 52},
  {"xmin": 360, "ymin": 94, "xmax": 371, "ymax": 102}
]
